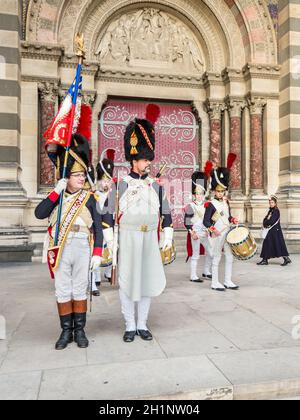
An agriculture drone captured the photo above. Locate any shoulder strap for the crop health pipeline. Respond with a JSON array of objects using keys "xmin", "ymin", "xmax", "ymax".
[{"xmin": 269, "ymin": 218, "xmax": 280, "ymax": 230}]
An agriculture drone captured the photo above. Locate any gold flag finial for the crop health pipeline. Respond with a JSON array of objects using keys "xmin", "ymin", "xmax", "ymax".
[{"xmin": 75, "ymin": 33, "xmax": 86, "ymax": 59}]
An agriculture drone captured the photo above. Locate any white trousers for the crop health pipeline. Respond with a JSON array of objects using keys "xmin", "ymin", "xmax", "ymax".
[
  {"xmin": 92, "ymin": 265, "xmax": 112, "ymax": 290},
  {"xmin": 55, "ymin": 235, "xmax": 90, "ymax": 303},
  {"xmin": 119, "ymin": 289, "xmax": 151, "ymax": 331},
  {"xmin": 190, "ymin": 237, "xmax": 212, "ymax": 280},
  {"xmin": 210, "ymin": 234, "xmax": 233, "ymax": 287}
]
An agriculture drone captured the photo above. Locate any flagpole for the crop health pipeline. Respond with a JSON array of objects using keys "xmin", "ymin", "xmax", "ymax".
[{"xmin": 54, "ymin": 35, "xmax": 86, "ymax": 246}]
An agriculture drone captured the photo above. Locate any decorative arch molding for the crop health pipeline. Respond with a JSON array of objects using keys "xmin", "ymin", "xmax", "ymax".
[
  {"xmin": 59, "ymin": 0, "xmax": 228, "ymax": 72},
  {"xmin": 26, "ymin": 0, "xmax": 277, "ymax": 69},
  {"xmin": 223, "ymin": 0, "xmax": 277, "ymax": 64}
]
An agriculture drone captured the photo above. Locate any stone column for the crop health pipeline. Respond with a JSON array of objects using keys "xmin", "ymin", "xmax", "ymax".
[
  {"xmin": 0, "ymin": 0, "xmax": 21, "ymax": 186},
  {"xmin": 0, "ymin": 0, "xmax": 35, "ymax": 261},
  {"xmin": 205, "ymin": 100, "xmax": 224, "ymax": 167},
  {"xmin": 247, "ymin": 97, "xmax": 266, "ymax": 195},
  {"xmin": 38, "ymin": 81, "xmax": 58, "ymax": 188},
  {"xmin": 92, "ymin": 93, "xmax": 108, "ymax": 166},
  {"xmin": 279, "ymin": 1, "xmax": 300, "ymax": 191},
  {"xmin": 226, "ymin": 98, "xmax": 245, "ymax": 195},
  {"xmin": 277, "ymin": 1, "xmax": 300, "ymax": 251},
  {"xmin": 192, "ymin": 100, "xmax": 210, "ymax": 165}
]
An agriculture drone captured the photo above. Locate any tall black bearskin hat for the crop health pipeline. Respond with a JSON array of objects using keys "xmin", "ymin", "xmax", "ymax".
[
  {"xmin": 124, "ymin": 104, "xmax": 160, "ymax": 162},
  {"xmin": 56, "ymin": 134, "xmax": 94, "ymax": 182},
  {"xmin": 191, "ymin": 171, "xmax": 208, "ymax": 195},
  {"xmin": 209, "ymin": 153, "xmax": 237, "ymax": 192},
  {"xmin": 96, "ymin": 149, "xmax": 115, "ymax": 180}
]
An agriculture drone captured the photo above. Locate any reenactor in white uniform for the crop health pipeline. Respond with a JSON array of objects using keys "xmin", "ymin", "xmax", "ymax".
[
  {"xmin": 203, "ymin": 155, "xmax": 239, "ymax": 291},
  {"xmin": 184, "ymin": 170, "xmax": 212, "ymax": 282},
  {"xmin": 35, "ymin": 135, "xmax": 103, "ymax": 349},
  {"xmin": 111, "ymin": 105, "xmax": 174, "ymax": 343}
]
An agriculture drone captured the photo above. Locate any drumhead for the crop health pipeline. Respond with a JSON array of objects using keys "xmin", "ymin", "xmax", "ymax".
[{"xmin": 227, "ymin": 226, "xmax": 249, "ymax": 244}]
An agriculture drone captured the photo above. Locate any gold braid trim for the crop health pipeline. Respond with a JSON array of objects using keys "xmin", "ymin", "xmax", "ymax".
[{"xmin": 137, "ymin": 124, "xmax": 154, "ymax": 151}]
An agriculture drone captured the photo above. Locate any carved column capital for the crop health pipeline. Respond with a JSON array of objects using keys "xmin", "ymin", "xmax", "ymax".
[
  {"xmin": 204, "ymin": 100, "xmax": 225, "ymax": 121},
  {"xmin": 82, "ymin": 91, "xmax": 97, "ymax": 107},
  {"xmin": 38, "ymin": 81, "xmax": 59, "ymax": 103},
  {"xmin": 247, "ymin": 96, "xmax": 266, "ymax": 115},
  {"xmin": 225, "ymin": 97, "xmax": 246, "ymax": 118}
]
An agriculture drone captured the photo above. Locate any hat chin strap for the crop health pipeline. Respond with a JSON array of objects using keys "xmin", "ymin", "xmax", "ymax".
[
  {"xmin": 99, "ymin": 148, "xmax": 112, "ymax": 180},
  {"xmin": 192, "ymin": 180, "xmax": 206, "ymax": 193},
  {"xmin": 99, "ymin": 161, "xmax": 112, "ymax": 180},
  {"xmin": 214, "ymin": 169, "xmax": 227, "ymax": 190}
]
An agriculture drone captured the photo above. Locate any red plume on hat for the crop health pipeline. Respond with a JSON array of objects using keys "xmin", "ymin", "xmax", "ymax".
[
  {"xmin": 77, "ymin": 105, "xmax": 92, "ymax": 141},
  {"xmin": 106, "ymin": 149, "xmax": 115, "ymax": 162},
  {"xmin": 227, "ymin": 153, "xmax": 237, "ymax": 170},
  {"xmin": 204, "ymin": 160, "xmax": 213, "ymax": 178},
  {"xmin": 146, "ymin": 104, "xmax": 161, "ymax": 125}
]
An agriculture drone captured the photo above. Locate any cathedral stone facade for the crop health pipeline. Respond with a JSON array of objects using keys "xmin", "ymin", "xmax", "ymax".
[{"xmin": 0, "ymin": 0, "xmax": 299, "ymax": 261}]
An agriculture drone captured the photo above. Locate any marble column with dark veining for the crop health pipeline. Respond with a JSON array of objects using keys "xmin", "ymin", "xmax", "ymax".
[
  {"xmin": 227, "ymin": 100, "xmax": 245, "ymax": 193},
  {"xmin": 205, "ymin": 101, "xmax": 224, "ymax": 167},
  {"xmin": 38, "ymin": 82, "xmax": 58, "ymax": 188},
  {"xmin": 248, "ymin": 98, "xmax": 266, "ymax": 193}
]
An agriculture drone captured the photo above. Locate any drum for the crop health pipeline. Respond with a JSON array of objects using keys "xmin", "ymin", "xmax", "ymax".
[
  {"xmin": 100, "ymin": 246, "xmax": 112, "ymax": 268},
  {"xmin": 160, "ymin": 241, "xmax": 176, "ymax": 266},
  {"xmin": 226, "ymin": 225, "xmax": 257, "ymax": 261}
]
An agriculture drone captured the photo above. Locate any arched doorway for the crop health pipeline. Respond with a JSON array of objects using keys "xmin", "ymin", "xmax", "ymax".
[{"xmin": 98, "ymin": 98, "xmax": 200, "ymax": 228}]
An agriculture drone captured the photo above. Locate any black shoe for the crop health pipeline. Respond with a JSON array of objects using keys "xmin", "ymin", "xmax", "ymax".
[
  {"xmin": 55, "ymin": 314, "xmax": 73, "ymax": 350},
  {"xmin": 95, "ymin": 281, "xmax": 101, "ymax": 287},
  {"xmin": 137, "ymin": 330, "xmax": 153, "ymax": 341},
  {"xmin": 211, "ymin": 287, "xmax": 226, "ymax": 292},
  {"xmin": 281, "ymin": 257, "xmax": 292, "ymax": 267},
  {"xmin": 92, "ymin": 290, "xmax": 100, "ymax": 297},
  {"xmin": 257, "ymin": 259, "xmax": 268, "ymax": 266},
  {"xmin": 202, "ymin": 274, "xmax": 212, "ymax": 279},
  {"xmin": 190, "ymin": 278, "xmax": 204, "ymax": 283},
  {"xmin": 104, "ymin": 274, "xmax": 111, "ymax": 282},
  {"xmin": 224, "ymin": 285, "xmax": 239, "ymax": 290},
  {"xmin": 74, "ymin": 313, "xmax": 89, "ymax": 348},
  {"xmin": 123, "ymin": 331, "xmax": 136, "ymax": 343}
]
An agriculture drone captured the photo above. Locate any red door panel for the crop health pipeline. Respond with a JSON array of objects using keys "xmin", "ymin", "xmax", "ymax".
[{"xmin": 99, "ymin": 99, "xmax": 199, "ymax": 229}]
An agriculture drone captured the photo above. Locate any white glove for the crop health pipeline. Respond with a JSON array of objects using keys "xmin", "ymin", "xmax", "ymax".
[
  {"xmin": 162, "ymin": 227, "xmax": 173, "ymax": 251},
  {"xmin": 90, "ymin": 256, "xmax": 101, "ymax": 271},
  {"xmin": 54, "ymin": 178, "xmax": 67, "ymax": 195},
  {"xmin": 103, "ymin": 227, "xmax": 114, "ymax": 256}
]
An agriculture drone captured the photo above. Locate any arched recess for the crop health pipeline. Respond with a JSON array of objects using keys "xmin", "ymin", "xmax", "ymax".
[{"xmin": 26, "ymin": 0, "xmax": 277, "ymax": 70}]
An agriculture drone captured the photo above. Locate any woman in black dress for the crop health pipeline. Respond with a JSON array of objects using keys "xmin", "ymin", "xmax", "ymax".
[{"xmin": 257, "ymin": 196, "xmax": 291, "ymax": 266}]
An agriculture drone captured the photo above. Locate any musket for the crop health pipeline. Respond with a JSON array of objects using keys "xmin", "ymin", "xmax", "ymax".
[
  {"xmin": 155, "ymin": 162, "xmax": 168, "ymax": 180},
  {"xmin": 110, "ymin": 171, "xmax": 120, "ymax": 287},
  {"xmin": 89, "ymin": 270, "xmax": 93, "ymax": 313}
]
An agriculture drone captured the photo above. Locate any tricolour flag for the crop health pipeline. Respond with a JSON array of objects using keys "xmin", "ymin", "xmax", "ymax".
[{"xmin": 44, "ymin": 76, "xmax": 82, "ymax": 150}]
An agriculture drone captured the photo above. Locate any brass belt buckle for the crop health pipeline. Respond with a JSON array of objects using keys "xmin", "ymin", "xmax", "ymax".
[
  {"xmin": 140, "ymin": 224, "xmax": 148, "ymax": 233},
  {"xmin": 72, "ymin": 224, "xmax": 80, "ymax": 233}
]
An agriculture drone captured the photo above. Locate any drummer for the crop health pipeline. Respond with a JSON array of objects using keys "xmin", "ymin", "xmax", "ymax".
[{"xmin": 203, "ymin": 155, "xmax": 239, "ymax": 291}]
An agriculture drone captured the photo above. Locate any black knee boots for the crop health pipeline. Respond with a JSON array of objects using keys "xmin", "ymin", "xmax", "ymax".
[
  {"xmin": 73, "ymin": 300, "xmax": 89, "ymax": 348},
  {"xmin": 55, "ymin": 302, "xmax": 73, "ymax": 350}
]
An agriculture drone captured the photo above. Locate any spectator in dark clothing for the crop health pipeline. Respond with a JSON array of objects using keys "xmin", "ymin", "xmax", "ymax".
[{"xmin": 257, "ymin": 196, "xmax": 291, "ymax": 266}]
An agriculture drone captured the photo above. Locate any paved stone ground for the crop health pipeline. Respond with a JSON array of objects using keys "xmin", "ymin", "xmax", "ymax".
[{"xmin": 0, "ymin": 254, "xmax": 300, "ymax": 400}]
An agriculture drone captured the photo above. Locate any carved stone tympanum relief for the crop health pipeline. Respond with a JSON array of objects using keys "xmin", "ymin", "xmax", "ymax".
[{"xmin": 95, "ymin": 8, "xmax": 205, "ymax": 74}]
